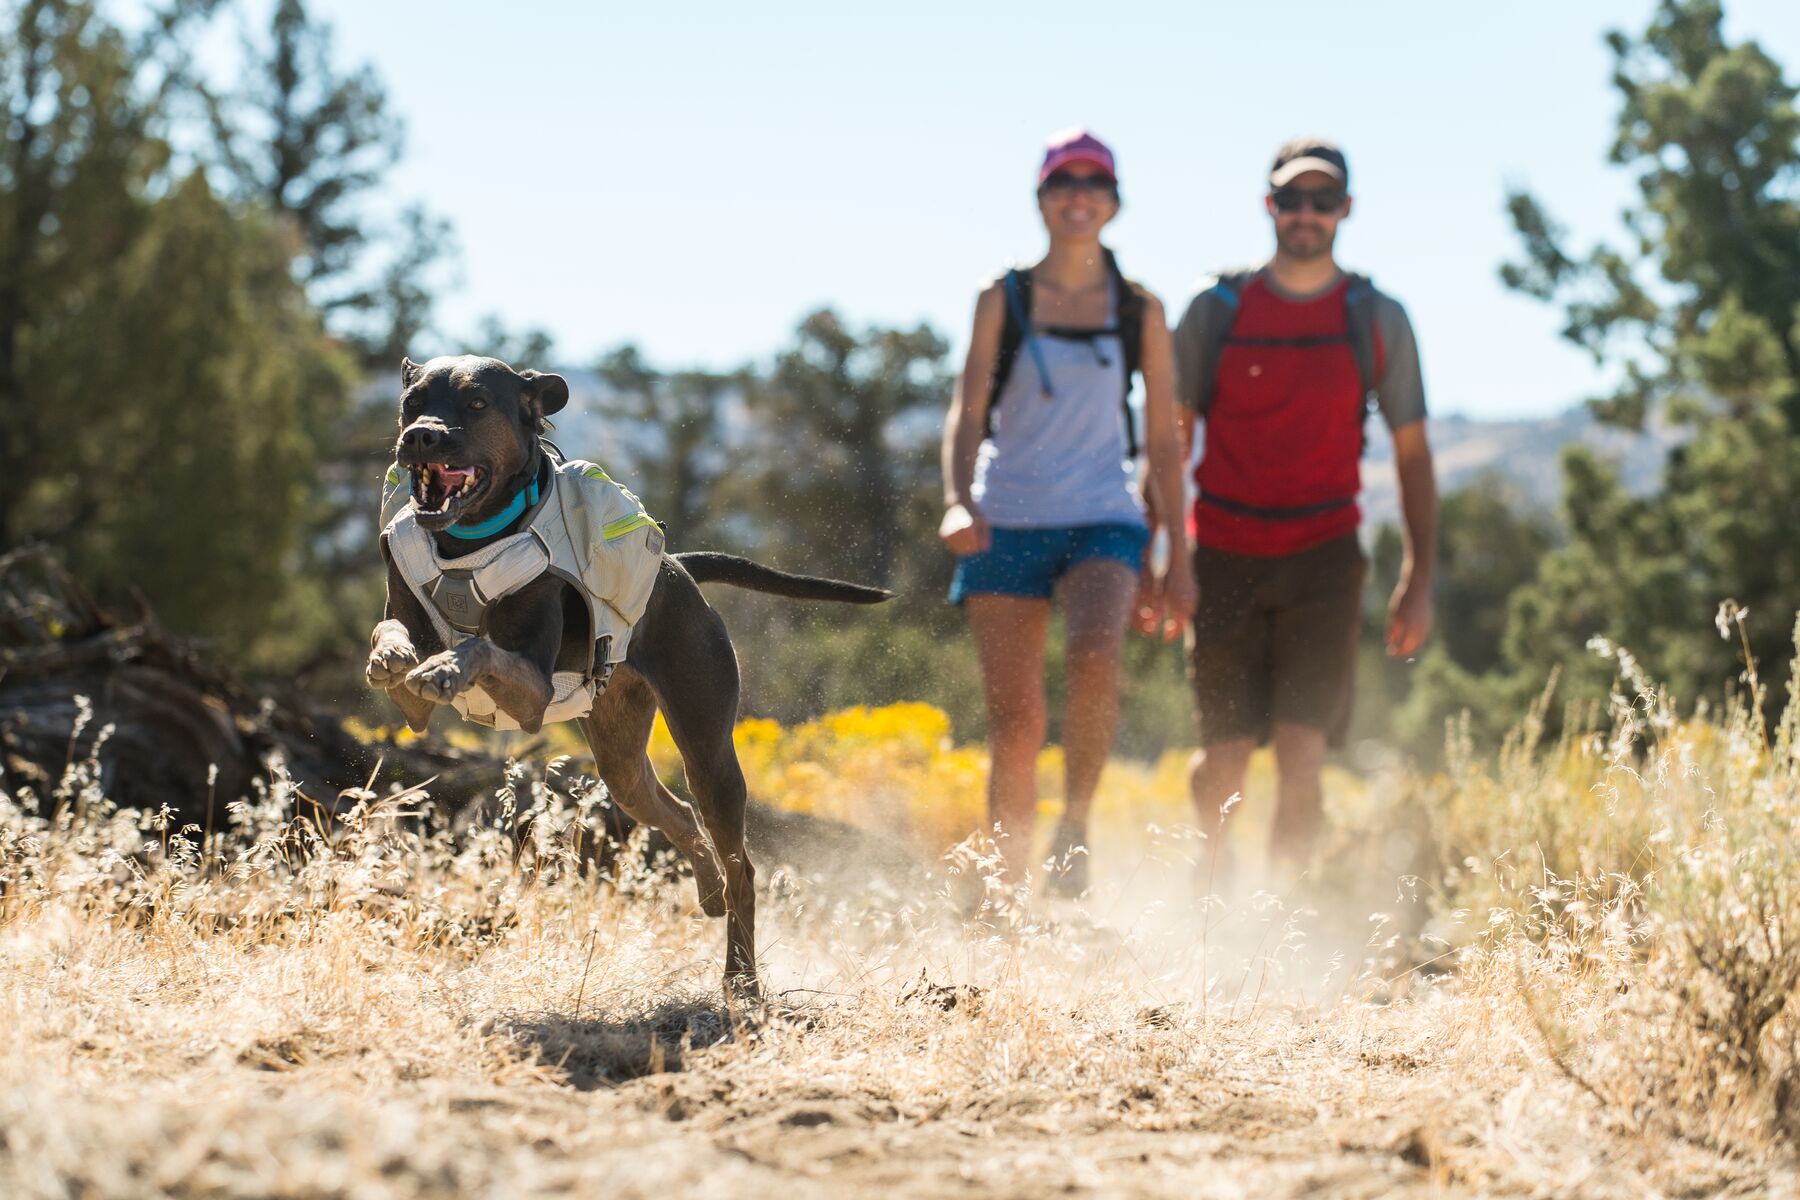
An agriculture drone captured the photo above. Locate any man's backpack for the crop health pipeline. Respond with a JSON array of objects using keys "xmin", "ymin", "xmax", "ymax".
[
  {"xmin": 985, "ymin": 247, "xmax": 1146, "ymax": 457},
  {"xmin": 1191, "ymin": 268, "xmax": 1381, "ymax": 424}
]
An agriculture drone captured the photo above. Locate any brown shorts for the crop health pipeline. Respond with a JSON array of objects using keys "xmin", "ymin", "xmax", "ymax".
[{"xmin": 1186, "ymin": 533, "xmax": 1367, "ymax": 747}]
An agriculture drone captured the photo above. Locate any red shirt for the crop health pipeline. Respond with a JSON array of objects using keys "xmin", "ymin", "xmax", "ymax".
[{"xmin": 1189, "ymin": 275, "xmax": 1380, "ymax": 557}]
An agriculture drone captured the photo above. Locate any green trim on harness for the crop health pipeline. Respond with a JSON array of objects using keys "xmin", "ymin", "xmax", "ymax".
[{"xmin": 601, "ymin": 512, "xmax": 658, "ymax": 540}]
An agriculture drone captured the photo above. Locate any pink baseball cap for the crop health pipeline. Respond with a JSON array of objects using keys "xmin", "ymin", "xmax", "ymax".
[{"xmin": 1039, "ymin": 127, "xmax": 1117, "ymax": 184}]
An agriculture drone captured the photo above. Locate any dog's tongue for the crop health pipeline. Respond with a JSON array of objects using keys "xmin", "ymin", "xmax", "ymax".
[{"xmin": 439, "ymin": 467, "xmax": 472, "ymax": 488}]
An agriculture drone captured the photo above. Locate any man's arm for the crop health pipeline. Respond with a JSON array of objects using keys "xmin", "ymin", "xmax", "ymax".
[
  {"xmin": 1387, "ymin": 421, "xmax": 1436, "ymax": 657},
  {"xmin": 1146, "ymin": 286, "xmax": 1214, "ymax": 529},
  {"xmin": 1370, "ymin": 293, "xmax": 1434, "ymax": 657},
  {"xmin": 1170, "ymin": 287, "xmax": 1219, "ymax": 420}
]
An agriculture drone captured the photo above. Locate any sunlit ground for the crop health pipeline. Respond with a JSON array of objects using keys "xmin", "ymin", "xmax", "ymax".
[{"xmin": 3, "ymin": 696, "xmax": 1794, "ymax": 1197}]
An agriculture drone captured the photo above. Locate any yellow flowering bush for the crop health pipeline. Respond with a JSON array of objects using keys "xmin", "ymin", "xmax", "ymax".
[
  {"xmin": 649, "ymin": 702, "xmax": 987, "ymax": 851},
  {"xmin": 354, "ymin": 700, "xmax": 1367, "ymax": 859},
  {"xmin": 639, "ymin": 701, "xmax": 1374, "ymax": 857}
]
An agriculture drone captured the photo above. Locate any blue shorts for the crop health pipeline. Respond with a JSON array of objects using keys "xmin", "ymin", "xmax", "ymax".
[{"xmin": 949, "ymin": 522, "xmax": 1150, "ymax": 604}]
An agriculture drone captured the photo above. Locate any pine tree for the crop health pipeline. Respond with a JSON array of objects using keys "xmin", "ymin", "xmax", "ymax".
[
  {"xmin": 0, "ymin": 0, "xmax": 352, "ymax": 662},
  {"xmin": 1500, "ymin": 0, "xmax": 1800, "ymax": 711},
  {"xmin": 738, "ymin": 310, "xmax": 949, "ymax": 591},
  {"xmin": 593, "ymin": 345, "xmax": 738, "ymax": 548}
]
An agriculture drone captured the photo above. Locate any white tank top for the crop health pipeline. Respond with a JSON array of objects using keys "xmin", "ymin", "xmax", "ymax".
[{"xmin": 972, "ymin": 288, "xmax": 1145, "ymax": 529}]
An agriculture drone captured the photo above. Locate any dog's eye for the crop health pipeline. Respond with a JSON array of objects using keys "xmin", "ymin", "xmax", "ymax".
[{"xmin": 468, "ymin": 397, "xmax": 488, "ymax": 411}]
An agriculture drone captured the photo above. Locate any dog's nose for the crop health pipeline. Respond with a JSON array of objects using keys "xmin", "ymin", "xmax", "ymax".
[{"xmin": 398, "ymin": 423, "xmax": 444, "ymax": 457}]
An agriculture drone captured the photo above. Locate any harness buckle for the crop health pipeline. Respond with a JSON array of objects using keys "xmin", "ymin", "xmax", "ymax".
[
  {"xmin": 591, "ymin": 636, "xmax": 616, "ymax": 695},
  {"xmin": 429, "ymin": 571, "xmax": 488, "ymax": 635}
]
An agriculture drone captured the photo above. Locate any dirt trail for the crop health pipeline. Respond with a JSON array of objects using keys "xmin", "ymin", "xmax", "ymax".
[
  {"xmin": 0, "ymin": 788, "xmax": 1781, "ymax": 1198},
  {"xmin": 5, "ymin": 990, "xmax": 1709, "ymax": 1200}
]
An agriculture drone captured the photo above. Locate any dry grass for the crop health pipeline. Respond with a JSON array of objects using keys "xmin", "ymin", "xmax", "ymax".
[{"xmin": 5, "ymin": 634, "xmax": 1800, "ymax": 1197}]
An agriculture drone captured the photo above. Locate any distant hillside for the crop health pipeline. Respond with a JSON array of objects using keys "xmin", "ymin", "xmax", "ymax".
[{"xmin": 1360, "ymin": 408, "xmax": 1679, "ymax": 531}]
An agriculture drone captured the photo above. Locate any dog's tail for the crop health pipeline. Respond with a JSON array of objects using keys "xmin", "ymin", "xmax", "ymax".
[{"xmin": 675, "ymin": 552, "xmax": 892, "ymax": 604}]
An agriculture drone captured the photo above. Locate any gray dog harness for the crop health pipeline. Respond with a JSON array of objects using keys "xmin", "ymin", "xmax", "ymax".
[{"xmin": 381, "ymin": 459, "xmax": 664, "ymax": 731}]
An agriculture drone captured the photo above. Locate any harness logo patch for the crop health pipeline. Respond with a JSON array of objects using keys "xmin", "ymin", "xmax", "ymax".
[{"xmin": 443, "ymin": 593, "xmax": 468, "ymax": 614}]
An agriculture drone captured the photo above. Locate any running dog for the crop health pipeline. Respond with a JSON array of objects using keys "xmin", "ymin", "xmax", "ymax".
[{"xmin": 366, "ymin": 355, "xmax": 888, "ymax": 997}]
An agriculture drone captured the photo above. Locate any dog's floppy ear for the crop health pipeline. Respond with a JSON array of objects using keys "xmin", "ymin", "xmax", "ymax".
[
  {"xmin": 517, "ymin": 369, "xmax": 569, "ymax": 417},
  {"xmin": 400, "ymin": 357, "xmax": 424, "ymax": 388}
]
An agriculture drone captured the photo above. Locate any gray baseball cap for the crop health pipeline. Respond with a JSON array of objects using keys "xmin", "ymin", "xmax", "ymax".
[{"xmin": 1270, "ymin": 137, "xmax": 1348, "ymax": 189}]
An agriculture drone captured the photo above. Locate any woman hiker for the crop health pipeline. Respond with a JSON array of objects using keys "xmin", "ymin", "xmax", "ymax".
[{"xmin": 939, "ymin": 127, "xmax": 1195, "ymax": 893}]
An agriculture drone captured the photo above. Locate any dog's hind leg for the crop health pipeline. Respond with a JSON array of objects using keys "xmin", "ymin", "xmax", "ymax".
[
  {"xmin": 664, "ymin": 712, "xmax": 758, "ymax": 999},
  {"xmin": 649, "ymin": 632, "xmax": 760, "ymax": 999},
  {"xmin": 579, "ymin": 675, "xmax": 728, "ymax": 918}
]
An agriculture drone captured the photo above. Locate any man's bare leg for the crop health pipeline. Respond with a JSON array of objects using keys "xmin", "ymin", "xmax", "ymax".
[
  {"xmin": 1188, "ymin": 737, "xmax": 1255, "ymax": 893},
  {"xmin": 1047, "ymin": 558, "xmax": 1137, "ymax": 892},
  {"xmin": 1269, "ymin": 720, "xmax": 1328, "ymax": 881}
]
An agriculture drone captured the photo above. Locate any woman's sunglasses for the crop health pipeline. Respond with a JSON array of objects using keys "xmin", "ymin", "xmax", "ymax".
[
  {"xmin": 1271, "ymin": 186, "xmax": 1346, "ymax": 215},
  {"xmin": 1040, "ymin": 172, "xmax": 1119, "ymax": 198}
]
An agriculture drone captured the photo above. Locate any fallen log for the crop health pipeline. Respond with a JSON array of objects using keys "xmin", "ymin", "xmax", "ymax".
[
  {"xmin": 0, "ymin": 548, "xmax": 927, "ymax": 893},
  {"xmin": 0, "ymin": 547, "xmax": 510, "ymax": 831}
]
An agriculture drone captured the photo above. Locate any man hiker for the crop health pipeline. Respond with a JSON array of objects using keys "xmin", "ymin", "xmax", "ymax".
[{"xmin": 1169, "ymin": 136, "xmax": 1437, "ymax": 886}]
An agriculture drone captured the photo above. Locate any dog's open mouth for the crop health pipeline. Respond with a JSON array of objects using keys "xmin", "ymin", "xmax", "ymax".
[{"xmin": 409, "ymin": 462, "xmax": 488, "ymax": 520}]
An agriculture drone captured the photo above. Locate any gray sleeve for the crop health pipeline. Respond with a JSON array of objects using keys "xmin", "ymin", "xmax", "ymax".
[
  {"xmin": 1372, "ymin": 293, "xmax": 1426, "ymax": 429},
  {"xmin": 1172, "ymin": 287, "xmax": 1230, "ymax": 415}
]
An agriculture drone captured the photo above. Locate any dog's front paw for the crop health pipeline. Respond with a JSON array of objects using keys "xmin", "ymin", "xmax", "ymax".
[
  {"xmin": 403, "ymin": 650, "xmax": 475, "ymax": 704},
  {"xmin": 366, "ymin": 640, "xmax": 421, "ymax": 690}
]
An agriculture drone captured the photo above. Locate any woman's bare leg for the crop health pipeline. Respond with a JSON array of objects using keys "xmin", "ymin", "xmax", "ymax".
[
  {"xmin": 1048, "ymin": 558, "xmax": 1137, "ymax": 890},
  {"xmin": 966, "ymin": 594, "xmax": 1052, "ymax": 880}
]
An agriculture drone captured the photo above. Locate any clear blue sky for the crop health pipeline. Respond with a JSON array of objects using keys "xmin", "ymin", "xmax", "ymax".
[{"xmin": 250, "ymin": 1, "xmax": 1798, "ymax": 419}]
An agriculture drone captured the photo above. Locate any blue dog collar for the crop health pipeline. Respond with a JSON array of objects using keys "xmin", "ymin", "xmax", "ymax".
[{"xmin": 444, "ymin": 477, "xmax": 540, "ymax": 540}]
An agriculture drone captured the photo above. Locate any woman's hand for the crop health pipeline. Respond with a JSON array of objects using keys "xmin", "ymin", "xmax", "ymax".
[{"xmin": 939, "ymin": 502, "xmax": 991, "ymax": 556}]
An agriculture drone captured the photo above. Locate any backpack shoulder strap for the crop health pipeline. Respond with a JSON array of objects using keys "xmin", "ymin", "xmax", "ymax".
[
  {"xmin": 1211, "ymin": 267, "xmax": 1260, "ymax": 307},
  {"xmin": 1105, "ymin": 248, "xmax": 1147, "ymax": 376},
  {"xmin": 1104, "ymin": 247, "xmax": 1146, "ymax": 458},
  {"xmin": 984, "ymin": 267, "xmax": 1033, "ymax": 439},
  {"xmin": 1194, "ymin": 267, "xmax": 1260, "ymax": 415},
  {"xmin": 1342, "ymin": 271, "xmax": 1379, "ymax": 407}
]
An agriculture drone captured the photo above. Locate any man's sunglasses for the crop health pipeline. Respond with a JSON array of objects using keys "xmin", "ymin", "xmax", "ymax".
[
  {"xmin": 1040, "ymin": 172, "xmax": 1118, "ymax": 197},
  {"xmin": 1271, "ymin": 186, "xmax": 1346, "ymax": 215}
]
